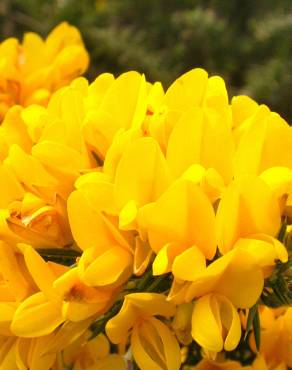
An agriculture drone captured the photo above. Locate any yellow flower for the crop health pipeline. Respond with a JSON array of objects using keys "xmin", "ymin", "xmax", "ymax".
[
  {"xmin": 139, "ymin": 177, "xmax": 217, "ymax": 275},
  {"xmin": 10, "ymin": 243, "xmax": 114, "ymax": 337},
  {"xmin": 183, "ymin": 247, "xmax": 264, "ymax": 308},
  {"xmin": 166, "ymin": 106, "xmax": 234, "ymax": 184},
  {"xmin": 146, "ymin": 68, "xmax": 231, "ymax": 153},
  {"xmin": 216, "ymin": 176, "xmax": 281, "ymax": 254},
  {"xmin": 106, "ymin": 293, "xmax": 181, "ymax": 370},
  {"xmin": 82, "ymin": 71, "xmax": 149, "ymax": 159},
  {"xmin": 114, "ymin": 136, "xmax": 170, "ymax": 230},
  {"xmin": 1, "ymin": 320, "xmax": 90, "ymax": 370},
  {"xmin": 0, "ymin": 22, "xmax": 89, "ymax": 121},
  {"xmin": 61, "ymin": 332, "xmax": 126, "ymax": 370},
  {"xmin": 67, "ymin": 187, "xmax": 134, "ymax": 287},
  {"xmin": 234, "ymin": 105, "xmax": 292, "ymax": 177},
  {"xmin": 251, "ymin": 307, "xmax": 292, "ymax": 368},
  {"xmin": 191, "ymin": 293, "xmax": 241, "ymax": 354}
]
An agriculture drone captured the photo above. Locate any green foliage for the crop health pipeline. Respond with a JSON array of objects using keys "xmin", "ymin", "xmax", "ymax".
[{"xmin": 0, "ymin": 0, "xmax": 291, "ymax": 120}]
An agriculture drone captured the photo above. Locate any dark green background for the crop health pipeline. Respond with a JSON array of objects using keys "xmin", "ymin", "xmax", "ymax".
[{"xmin": 1, "ymin": 0, "xmax": 291, "ymax": 121}]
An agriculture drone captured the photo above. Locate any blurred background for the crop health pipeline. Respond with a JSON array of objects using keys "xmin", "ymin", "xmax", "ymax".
[{"xmin": 1, "ymin": 0, "xmax": 291, "ymax": 121}]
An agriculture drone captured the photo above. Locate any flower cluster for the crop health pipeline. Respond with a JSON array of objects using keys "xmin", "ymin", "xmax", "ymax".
[
  {"xmin": 0, "ymin": 23, "xmax": 291, "ymax": 370},
  {"xmin": 0, "ymin": 22, "xmax": 89, "ymax": 121}
]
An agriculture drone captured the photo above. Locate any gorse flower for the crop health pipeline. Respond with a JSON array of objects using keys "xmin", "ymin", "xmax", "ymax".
[
  {"xmin": 0, "ymin": 22, "xmax": 89, "ymax": 122},
  {"xmin": 0, "ymin": 24, "xmax": 291, "ymax": 370}
]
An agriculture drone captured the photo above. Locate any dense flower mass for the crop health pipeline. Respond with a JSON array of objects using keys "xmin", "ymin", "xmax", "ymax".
[
  {"xmin": 0, "ymin": 23, "xmax": 291, "ymax": 370},
  {"xmin": 0, "ymin": 22, "xmax": 89, "ymax": 121}
]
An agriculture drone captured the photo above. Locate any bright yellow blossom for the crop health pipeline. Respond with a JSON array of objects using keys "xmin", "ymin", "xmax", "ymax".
[
  {"xmin": 106, "ymin": 293, "xmax": 181, "ymax": 370},
  {"xmin": 0, "ymin": 22, "xmax": 89, "ymax": 121}
]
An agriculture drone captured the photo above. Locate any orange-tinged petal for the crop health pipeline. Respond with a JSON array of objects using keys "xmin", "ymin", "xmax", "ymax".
[
  {"xmin": 0, "ymin": 339, "xmax": 18, "ymax": 370},
  {"xmin": 92, "ymin": 354, "xmax": 126, "ymax": 370}
]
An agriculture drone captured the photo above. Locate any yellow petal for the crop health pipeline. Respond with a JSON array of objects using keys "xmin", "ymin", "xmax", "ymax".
[
  {"xmin": 143, "ymin": 178, "xmax": 216, "ymax": 259},
  {"xmin": 0, "ymin": 302, "xmax": 17, "ymax": 336},
  {"xmin": 234, "ymin": 236, "xmax": 288, "ymax": 267},
  {"xmin": 119, "ymin": 200, "xmax": 138, "ymax": 230},
  {"xmin": 32, "ymin": 140, "xmax": 89, "ymax": 177},
  {"xmin": 106, "ymin": 293, "xmax": 175, "ymax": 344},
  {"xmin": 79, "ymin": 246, "xmax": 133, "ymax": 287},
  {"xmin": 153, "ymin": 242, "xmax": 183, "ymax": 276},
  {"xmin": 114, "ymin": 137, "xmax": 169, "ymax": 209},
  {"xmin": 0, "ymin": 163, "xmax": 24, "ymax": 208},
  {"xmin": 166, "ymin": 107, "xmax": 204, "ymax": 179},
  {"xmin": 106, "ymin": 298, "xmax": 137, "ymax": 344},
  {"xmin": 231, "ymin": 95, "xmax": 258, "ymax": 128},
  {"xmin": 172, "ymin": 245, "xmax": 206, "ymax": 281},
  {"xmin": 100, "ymin": 71, "xmax": 147, "ymax": 131},
  {"xmin": 191, "ymin": 294, "xmax": 241, "ymax": 353},
  {"xmin": 103, "ymin": 128, "xmax": 142, "ymax": 180},
  {"xmin": 6, "ymin": 144, "xmax": 58, "ymax": 190},
  {"xmin": 133, "ymin": 236, "xmax": 153, "ymax": 276},
  {"xmin": 67, "ymin": 190, "xmax": 117, "ymax": 251},
  {"xmin": 19, "ymin": 243, "xmax": 57, "ymax": 300},
  {"xmin": 234, "ymin": 105, "xmax": 270, "ymax": 176},
  {"xmin": 0, "ymin": 241, "xmax": 29, "ymax": 300},
  {"xmin": 11, "ymin": 292, "xmax": 63, "ymax": 337},
  {"xmin": 216, "ymin": 176, "xmax": 281, "ymax": 254},
  {"xmin": 164, "ymin": 68, "xmax": 208, "ymax": 111},
  {"xmin": 186, "ymin": 248, "xmax": 264, "ymax": 308},
  {"xmin": 132, "ymin": 318, "xmax": 181, "ymax": 370}
]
